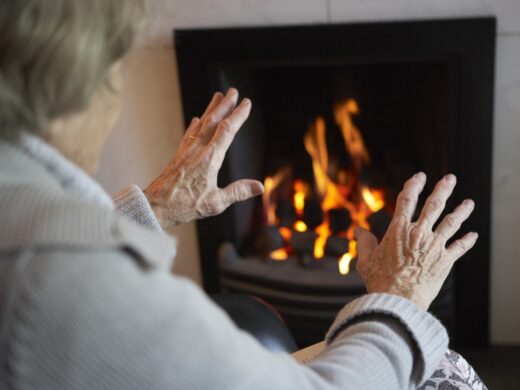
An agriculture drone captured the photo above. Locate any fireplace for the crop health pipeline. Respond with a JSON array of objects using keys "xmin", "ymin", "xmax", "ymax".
[{"xmin": 175, "ymin": 18, "xmax": 496, "ymax": 347}]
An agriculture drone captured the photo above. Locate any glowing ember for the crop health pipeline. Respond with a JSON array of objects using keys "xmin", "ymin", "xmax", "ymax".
[
  {"xmin": 279, "ymin": 227, "xmax": 292, "ymax": 242},
  {"xmin": 262, "ymin": 99, "xmax": 388, "ymax": 275},
  {"xmin": 270, "ymin": 248, "xmax": 289, "ymax": 261},
  {"xmin": 294, "ymin": 220, "xmax": 308, "ymax": 232}
]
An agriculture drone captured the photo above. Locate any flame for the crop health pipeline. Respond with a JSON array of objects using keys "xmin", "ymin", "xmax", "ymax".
[
  {"xmin": 270, "ymin": 248, "xmax": 288, "ymax": 261},
  {"xmin": 362, "ymin": 187, "xmax": 385, "ymax": 213},
  {"xmin": 334, "ymin": 99, "xmax": 370, "ymax": 172},
  {"xmin": 338, "ymin": 240, "xmax": 357, "ymax": 275},
  {"xmin": 263, "ymin": 169, "xmax": 290, "ymax": 225},
  {"xmin": 279, "ymin": 227, "xmax": 292, "ymax": 241},
  {"xmin": 304, "ymin": 116, "xmax": 329, "ymax": 197},
  {"xmin": 294, "ymin": 220, "xmax": 307, "ymax": 232},
  {"xmin": 263, "ymin": 177, "xmax": 276, "ymax": 224},
  {"xmin": 339, "ymin": 253, "xmax": 352, "ymax": 275},
  {"xmin": 313, "ymin": 224, "xmax": 330, "ymax": 259},
  {"xmin": 293, "ymin": 180, "xmax": 307, "ymax": 215},
  {"xmin": 263, "ymin": 98, "xmax": 388, "ymax": 275}
]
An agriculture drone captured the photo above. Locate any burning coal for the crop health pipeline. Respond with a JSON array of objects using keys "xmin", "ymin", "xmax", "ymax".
[{"xmin": 261, "ymin": 99, "xmax": 391, "ymax": 275}]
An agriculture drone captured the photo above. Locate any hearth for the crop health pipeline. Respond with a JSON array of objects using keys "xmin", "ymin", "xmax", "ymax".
[{"xmin": 175, "ymin": 18, "xmax": 496, "ymax": 347}]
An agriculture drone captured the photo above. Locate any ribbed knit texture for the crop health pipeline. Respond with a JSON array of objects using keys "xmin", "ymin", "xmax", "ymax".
[
  {"xmin": 113, "ymin": 184, "xmax": 162, "ymax": 232},
  {"xmin": 0, "ymin": 135, "xmax": 449, "ymax": 389},
  {"xmin": 326, "ymin": 293, "xmax": 448, "ymax": 385}
]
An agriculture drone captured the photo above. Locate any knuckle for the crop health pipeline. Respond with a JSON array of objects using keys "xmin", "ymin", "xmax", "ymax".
[
  {"xmin": 444, "ymin": 214, "xmax": 457, "ymax": 229},
  {"xmin": 426, "ymin": 198, "xmax": 442, "ymax": 209},
  {"xmin": 398, "ymin": 194, "xmax": 414, "ymax": 206},
  {"xmin": 206, "ymin": 114, "xmax": 218, "ymax": 127},
  {"xmin": 455, "ymin": 240, "xmax": 468, "ymax": 252},
  {"xmin": 218, "ymin": 119, "xmax": 233, "ymax": 133},
  {"xmin": 207, "ymin": 200, "xmax": 225, "ymax": 216}
]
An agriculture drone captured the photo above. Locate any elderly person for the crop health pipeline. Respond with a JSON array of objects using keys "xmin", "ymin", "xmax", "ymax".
[{"xmin": 0, "ymin": 1, "xmax": 485, "ymax": 389}]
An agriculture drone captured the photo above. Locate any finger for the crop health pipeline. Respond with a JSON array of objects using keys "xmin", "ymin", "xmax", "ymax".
[
  {"xmin": 200, "ymin": 91, "xmax": 224, "ymax": 122},
  {"xmin": 446, "ymin": 232, "xmax": 478, "ymax": 262},
  {"xmin": 184, "ymin": 117, "xmax": 201, "ymax": 140},
  {"xmin": 416, "ymin": 174, "xmax": 457, "ymax": 231},
  {"xmin": 216, "ymin": 179, "xmax": 264, "ymax": 213},
  {"xmin": 208, "ymin": 98, "xmax": 252, "ymax": 168},
  {"xmin": 393, "ymin": 172, "xmax": 427, "ymax": 223},
  {"xmin": 435, "ymin": 199, "xmax": 475, "ymax": 241},
  {"xmin": 354, "ymin": 227, "xmax": 378, "ymax": 274},
  {"xmin": 199, "ymin": 88, "xmax": 239, "ymax": 141}
]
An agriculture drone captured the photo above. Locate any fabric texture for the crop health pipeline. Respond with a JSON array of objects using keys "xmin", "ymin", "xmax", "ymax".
[
  {"xmin": 0, "ymin": 133, "xmax": 452, "ymax": 389},
  {"xmin": 419, "ymin": 350, "xmax": 488, "ymax": 390}
]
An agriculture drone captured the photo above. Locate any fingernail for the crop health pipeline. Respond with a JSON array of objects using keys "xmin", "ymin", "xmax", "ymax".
[
  {"xmin": 250, "ymin": 182, "xmax": 264, "ymax": 195},
  {"xmin": 228, "ymin": 88, "xmax": 238, "ymax": 97},
  {"xmin": 214, "ymin": 91, "xmax": 223, "ymax": 98},
  {"xmin": 414, "ymin": 172, "xmax": 425, "ymax": 179},
  {"xmin": 242, "ymin": 98, "xmax": 251, "ymax": 106},
  {"xmin": 471, "ymin": 232, "xmax": 479, "ymax": 239},
  {"xmin": 445, "ymin": 174, "xmax": 456, "ymax": 182},
  {"xmin": 463, "ymin": 199, "xmax": 474, "ymax": 207}
]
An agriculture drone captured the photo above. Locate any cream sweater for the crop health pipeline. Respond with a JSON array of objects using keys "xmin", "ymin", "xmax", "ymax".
[{"xmin": 0, "ymin": 134, "xmax": 448, "ymax": 389}]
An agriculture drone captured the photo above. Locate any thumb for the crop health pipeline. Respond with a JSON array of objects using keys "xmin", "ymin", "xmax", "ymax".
[
  {"xmin": 220, "ymin": 179, "xmax": 264, "ymax": 208},
  {"xmin": 354, "ymin": 227, "xmax": 378, "ymax": 270}
]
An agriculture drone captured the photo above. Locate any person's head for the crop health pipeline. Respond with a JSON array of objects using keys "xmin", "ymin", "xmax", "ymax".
[{"xmin": 0, "ymin": 0, "xmax": 145, "ymax": 172}]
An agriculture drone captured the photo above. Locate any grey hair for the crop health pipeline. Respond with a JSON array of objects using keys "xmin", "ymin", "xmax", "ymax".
[{"xmin": 0, "ymin": 0, "xmax": 145, "ymax": 139}]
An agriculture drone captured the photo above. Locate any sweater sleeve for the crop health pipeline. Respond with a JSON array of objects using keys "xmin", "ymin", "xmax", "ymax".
[
  {"xmin": 112, "ymin": 184, "xmax": 162, "ymax": 232},
  {"xmin": 13, "ymin": 249, "xmax": 449, "ymax": 390}
]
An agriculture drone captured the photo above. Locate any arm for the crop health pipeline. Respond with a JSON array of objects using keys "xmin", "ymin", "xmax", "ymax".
[{"xmin": 16, "ymin": 249, "xmax": 446, "ymax": 390}]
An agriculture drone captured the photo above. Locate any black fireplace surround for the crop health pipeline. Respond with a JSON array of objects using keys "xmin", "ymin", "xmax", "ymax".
[{"xmin": 174, "ymin": 18, "xmax": 496, "ymax": 347}]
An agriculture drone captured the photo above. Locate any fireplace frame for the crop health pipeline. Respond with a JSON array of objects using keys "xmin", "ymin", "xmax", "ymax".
[{"xmin": 174, "ymin": 17, "xmax": 496, "ymax": 347}]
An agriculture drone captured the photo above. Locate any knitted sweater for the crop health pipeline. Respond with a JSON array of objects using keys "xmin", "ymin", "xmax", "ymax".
[{"xmin": 0, "ymin": 134, "xmax": 448, "ymax": 389}]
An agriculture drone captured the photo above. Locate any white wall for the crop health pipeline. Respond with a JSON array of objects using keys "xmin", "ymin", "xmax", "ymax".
[{"xmin": 95, "ymin": 0, "xmax": 520, "ymax": 344}]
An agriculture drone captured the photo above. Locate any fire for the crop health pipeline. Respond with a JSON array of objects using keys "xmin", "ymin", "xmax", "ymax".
[
  {"xmin": 279, "ymin": 227, "xmax": 292, "ymax": 241},
  {"xmin": 339, "ymin": 240, "xmax": 358, "ymax": 274},
  {"xmin": 293, "ymin": 180, "xmax": 307, "ymax": 215},
  {"xmin": 294, "ymin": 221, "xmax": 307, "ymax": 232},
  {"xmin": 262, "ymin": 99, "xmax": 387, "ymax": 275},
  {"xmin": 339, "ymin": 253, "xmax": 352, "ymax": 275},
  {"xmin": 270, "ymin": 248, "xmax": 288, "ymax": 261},
  {"xmin": 334, "ymin": 98, "xmax": 370, "ymax": 171},
  {"xmin": 362, "ymin": 187, "xmax": 385, "ymax": 213}
]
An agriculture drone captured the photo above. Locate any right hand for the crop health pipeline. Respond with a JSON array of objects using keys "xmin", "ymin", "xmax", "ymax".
[{"xmin": 355, "ymin": 173, "xmax": 478, "ymax": 310}]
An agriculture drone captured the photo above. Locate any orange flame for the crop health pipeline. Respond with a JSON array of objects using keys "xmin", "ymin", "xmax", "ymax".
[
  {"xmin": 279, "ymin": 227, "xmax": 292, "ymax": 242},
  {"xmin": 264, "ymin": 98, "xmax": 388, "ymax": 275},
  {"xmin": 263, "ymin": 169, "xmax": 290, "ymax": 225},
  {"xmin": 293, "ymin": 180, "xmax": 307, "ymax": 215},
  {"xmin": 362, "ymin": 187, "xmax": 385, "ymax": 213},
  {"xmin": 270, "ymin": 248, "xmax": 288, "ymax": 261},
  {"xmin": 334, "ymin": 99, "xmax": 370, "ymax": 171},
  {"xmin": 294, "ymin": 220, "xmax": 307, "ymax": 232}
]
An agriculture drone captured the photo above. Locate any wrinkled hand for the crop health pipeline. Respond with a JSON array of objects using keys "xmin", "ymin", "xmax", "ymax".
[
  {"xmin": 144, "ymin": 88, "xmax": 264, "ymax": 228},
  {"xmin": 355, "ymin": 173, "xmax": 478, "ymax": 310}
]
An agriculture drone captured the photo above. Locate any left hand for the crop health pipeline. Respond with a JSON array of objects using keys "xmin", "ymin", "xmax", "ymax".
[{"xmin": 144, "ymin": 88, "xmax": 264, "ymax": 228}]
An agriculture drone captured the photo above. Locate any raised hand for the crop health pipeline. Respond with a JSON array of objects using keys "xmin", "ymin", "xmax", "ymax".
[
  {"xmin": 355, "ymin": 173, "xmax": 478, "ymax": 310},
  {"xmin": 144, "ymin": 88, "xmax": 264, "ymax": 228}
]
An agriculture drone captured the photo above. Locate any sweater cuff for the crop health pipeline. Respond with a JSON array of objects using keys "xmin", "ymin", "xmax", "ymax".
[
  {"xmin": 326, "ymin": 293, "xmax": 448, "ymax": 384},
  {"xmin": 112, "ymin": 184, "xmax": 163, "ymax": 232}
]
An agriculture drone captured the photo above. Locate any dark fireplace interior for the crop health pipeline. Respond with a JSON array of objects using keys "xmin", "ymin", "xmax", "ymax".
[{"xmin": 175, "ymin": 18, "xmax": 496, "ymax": 347}]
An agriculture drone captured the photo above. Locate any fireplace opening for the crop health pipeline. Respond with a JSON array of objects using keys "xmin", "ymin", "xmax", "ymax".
[{"xmin": 175, "ymin": 18, "xmax": 495, "ymax": 347}]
